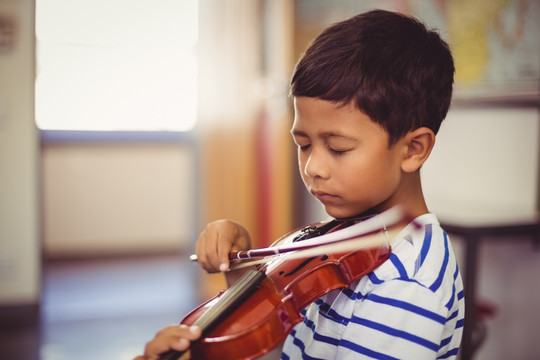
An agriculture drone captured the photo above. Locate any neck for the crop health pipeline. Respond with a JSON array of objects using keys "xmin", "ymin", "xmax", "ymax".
[
  {"xmin": 396, "ymin": 171, "xmax": 429, "ymax": 218},
  {"xmin": 372, "ymin": 170, "xmax": 429, "ymax": 221}
]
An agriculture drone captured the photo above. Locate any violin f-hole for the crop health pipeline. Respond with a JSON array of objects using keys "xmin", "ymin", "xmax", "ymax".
[
  {"xmin": 279, "ymin": 253, "xmax": 330, "ymax": 277},
  {"xmin": 279, "ymin": 256, "xmax": 317, "ymax": 277}
]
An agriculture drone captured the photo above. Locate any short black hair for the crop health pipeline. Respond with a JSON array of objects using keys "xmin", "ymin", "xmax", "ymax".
[{"xmin": 291, "ymin": 9, "xmax": 454, "ymax": 145}]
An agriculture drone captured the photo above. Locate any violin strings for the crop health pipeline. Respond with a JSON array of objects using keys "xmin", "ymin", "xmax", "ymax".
[{"xmin": 193, "ymin": 268, "xmax": 267, "ymax": 332}]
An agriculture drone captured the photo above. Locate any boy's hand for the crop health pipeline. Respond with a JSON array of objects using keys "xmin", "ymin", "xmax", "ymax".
[
  {"xmin": 135, "ymin": 222, "xmax": 251, "ymax": 360},
  {"xmin": 195, "ymin": 219, "xmax": 252, "ymax": 273},
  {"xmin": 133, "ymin": 325, "xmax": 201, "ymax": 360}
]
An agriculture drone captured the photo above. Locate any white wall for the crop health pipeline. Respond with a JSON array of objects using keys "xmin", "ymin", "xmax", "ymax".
[
  {"xmin": 0, "ymin": 0, "xmax": 40, "ymax": 305},
  {"xmin": 423, "ymin": 106, "xmax": 539, "ymax": 224},
  {"xmin": 41, "ymin": 142, "xmax": 196, "ymax": 257}
]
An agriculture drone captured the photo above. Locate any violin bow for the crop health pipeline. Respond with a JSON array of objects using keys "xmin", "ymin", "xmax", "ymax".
[{"xmin": 190, "ymin": 206, "xmax": 412, "ymax": 267}]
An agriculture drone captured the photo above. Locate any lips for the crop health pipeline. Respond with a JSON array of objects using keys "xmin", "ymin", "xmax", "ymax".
[{"xmin": 311, "ymin": 190, "xmax": 339, "ymax": 203}]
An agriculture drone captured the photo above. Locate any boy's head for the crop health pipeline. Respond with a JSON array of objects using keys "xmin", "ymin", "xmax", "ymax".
[{"xmin": 291, "ymin": 9, "xmax": 454, "ymax": 145}]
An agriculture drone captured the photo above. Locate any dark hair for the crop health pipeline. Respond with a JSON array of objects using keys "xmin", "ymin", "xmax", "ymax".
[{"xmin": 291, "ymin": 9, "xmax": 454, "ymax": 145}]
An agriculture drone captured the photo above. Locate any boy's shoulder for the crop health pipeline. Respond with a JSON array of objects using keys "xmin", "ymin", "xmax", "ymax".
[
  {"xmin": 364, "ymin": 213, "xmax": 456, "ymax": 291},
  {"xmin": 340, "ymin": 213, "xmax": 462, "ymax": 318}
]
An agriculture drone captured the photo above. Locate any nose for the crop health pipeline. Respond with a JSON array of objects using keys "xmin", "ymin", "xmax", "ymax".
[{"xmin": 303, "ymin": 149, "xmax": 329, "ymax": 179}]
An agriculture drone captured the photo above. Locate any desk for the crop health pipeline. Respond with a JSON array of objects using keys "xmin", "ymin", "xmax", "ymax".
[{"xmin": 440, "ymin": 216, "xmax": 540, "ymax": 360}]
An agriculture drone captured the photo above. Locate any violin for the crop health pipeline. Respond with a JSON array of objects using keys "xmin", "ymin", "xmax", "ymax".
[{"xmin": 159, "ymin": 208, "xmax": 403, "ymax": 360}]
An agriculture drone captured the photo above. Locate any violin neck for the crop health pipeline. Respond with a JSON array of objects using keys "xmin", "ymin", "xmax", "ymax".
[
  {"xmin": 195, "ymin": 268, "xmax": 267, "ymax": 332},
  {"xmin": 158, "ymin": 269, "xmax": 266, "ymax": 360}
]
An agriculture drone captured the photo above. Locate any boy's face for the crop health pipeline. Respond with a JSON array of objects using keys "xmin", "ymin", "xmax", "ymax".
[{"xmin": 291, "ymin": 97, "xmax": 406, "ymax": 219}]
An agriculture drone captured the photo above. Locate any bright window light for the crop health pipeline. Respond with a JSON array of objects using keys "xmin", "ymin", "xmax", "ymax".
[{"xmin": 35, "ymin": 0, "xmax": 198, "ymax": 132}]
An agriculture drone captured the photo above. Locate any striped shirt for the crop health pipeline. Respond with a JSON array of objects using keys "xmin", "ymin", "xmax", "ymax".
[{"xmin": 281, "ymin": 213, "xmax": 465, "ymax": 359}]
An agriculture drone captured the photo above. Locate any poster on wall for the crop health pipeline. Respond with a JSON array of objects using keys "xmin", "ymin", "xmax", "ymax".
[{"xmin": 294, "ymin": 0, "xmax": 540, "ymax": 103}]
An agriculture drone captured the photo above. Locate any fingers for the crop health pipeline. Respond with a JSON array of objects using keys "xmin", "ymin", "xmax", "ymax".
[
  {"xmin": 196, "ymin": 220, "xmax": 252, "ymax": 273},
  {"xmin": 196, "ymin": 227, "xmax": 223, "ymax": 273},
  {"xmin": 198, "ymin": 221, "xmax": 230, "ymax": 272},
  {"xmin": 137, "ymin": 325, "xmax": 201, "ymax": 360},
  {"xmin": 216, "ymin": 229, "xmax": 232, "ymax": 272}
]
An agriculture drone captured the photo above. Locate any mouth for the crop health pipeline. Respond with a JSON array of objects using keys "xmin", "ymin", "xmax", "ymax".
[{"xmin": 311, "ymin": 190, "xmax": 339, "ymax": 203}]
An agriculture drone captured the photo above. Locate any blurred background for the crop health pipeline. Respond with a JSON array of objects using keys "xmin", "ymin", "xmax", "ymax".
[{"xmin": 0, "ymin": 0, "xmax": 539, "ymax": 359}]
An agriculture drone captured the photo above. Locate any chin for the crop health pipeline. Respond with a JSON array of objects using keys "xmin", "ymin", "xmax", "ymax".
[
  {"xmin": 323, "ymin": 206, "xmax": 355, "ymax": 220},
  {"xmin": 324, "ymin": 205, "xmax": 375, "ymax": 220}
]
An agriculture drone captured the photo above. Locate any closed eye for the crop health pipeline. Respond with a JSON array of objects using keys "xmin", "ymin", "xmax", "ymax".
[
  {"xmin": 292, "ymin": 136, "xmax": 311, "ymax": 152},
  {"xmin": 328, "ymin": 147, "xmax": 349, "ymax": 155}
]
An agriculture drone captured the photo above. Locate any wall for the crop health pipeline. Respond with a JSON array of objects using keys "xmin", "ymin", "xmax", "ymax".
[
  {"xmin": 423, "ymin": 106, "xmax": 539, "ymax": 223},
  {"xmin": 0, "ymin": 0, "xmax": 39, "ymax": 306},
  {"xmin": 41, "ymin": 141, "xmax": 196, "ymax": 258}
]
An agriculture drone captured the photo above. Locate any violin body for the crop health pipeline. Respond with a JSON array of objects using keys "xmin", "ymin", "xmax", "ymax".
[{"xmin": 175, "ymin": 222, "xmax": 391, "ymax": 360}]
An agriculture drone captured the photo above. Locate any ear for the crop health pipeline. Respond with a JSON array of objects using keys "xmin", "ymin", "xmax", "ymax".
[{"xmin": 401, "ymin": 127, "xmax": 435, "ymax": 173}]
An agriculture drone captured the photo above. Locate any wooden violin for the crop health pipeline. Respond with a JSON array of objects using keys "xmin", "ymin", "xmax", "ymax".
[{"xmin": 159, "ymin": 208, "xmax": 403, "ymax": 360}]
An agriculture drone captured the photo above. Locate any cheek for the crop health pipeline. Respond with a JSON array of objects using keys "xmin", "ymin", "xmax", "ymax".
[{"xmin": 345, "ymin": 156, "xmax": 400, "ymax": 194}]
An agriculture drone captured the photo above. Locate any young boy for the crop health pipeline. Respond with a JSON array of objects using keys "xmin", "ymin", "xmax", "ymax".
[{"xmin": 136, "ymin": 9, "xmax": 464, "ymax": 360}]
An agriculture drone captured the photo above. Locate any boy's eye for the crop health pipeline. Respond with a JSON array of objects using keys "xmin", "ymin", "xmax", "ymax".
[
  {"xmin": 328, "ymin": 146, "xmax": 348, "ymax": 155},
  {"xmin": 298, "ymin": 144, "xmax": 311, "ymax": 151}
]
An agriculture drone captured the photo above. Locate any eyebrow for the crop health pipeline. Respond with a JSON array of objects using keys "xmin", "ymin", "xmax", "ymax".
[
  {"xmin": 290, "ymin": 128, "xmax": 354, "ymax": 140},
  {"xmin": 290, "ymin": 129, "xmax": 307, "ymax": 137}
]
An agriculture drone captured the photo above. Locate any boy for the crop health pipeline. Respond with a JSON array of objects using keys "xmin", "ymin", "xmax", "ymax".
[{"xmin": 136, "ymin": 9, "xmax": 464, "ymax": 360}]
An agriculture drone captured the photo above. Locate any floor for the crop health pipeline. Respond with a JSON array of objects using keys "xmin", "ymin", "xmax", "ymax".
[{"xmin": 2, "ymin": 254, "xmax": 200, "ymax": 360}]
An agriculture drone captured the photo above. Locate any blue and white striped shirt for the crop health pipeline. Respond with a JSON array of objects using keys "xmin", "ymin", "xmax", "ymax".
[{"xmin": 281, "ymin": 213, "xmax": 465, "ymax": 359}]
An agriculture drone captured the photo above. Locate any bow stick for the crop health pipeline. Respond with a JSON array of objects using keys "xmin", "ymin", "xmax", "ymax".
[{"xmin": 190, "ymin": 206, "xmax": 409, "ymax": 264}]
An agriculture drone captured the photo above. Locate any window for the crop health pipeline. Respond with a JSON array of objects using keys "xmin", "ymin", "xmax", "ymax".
[{"xmin": 35, "ymin": 0, "xmax": 198, "ymax": 132}]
